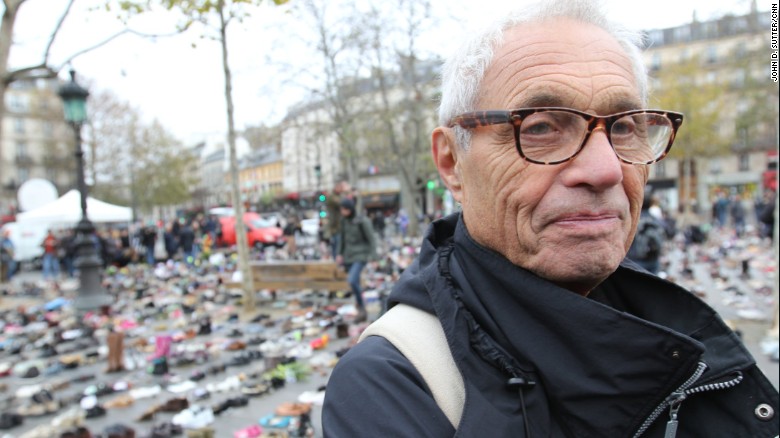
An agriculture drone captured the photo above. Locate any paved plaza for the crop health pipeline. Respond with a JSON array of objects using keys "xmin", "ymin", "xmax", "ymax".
[{"xmin": 0, "ymin": 225, "xmax": 777, "ymax": 437}]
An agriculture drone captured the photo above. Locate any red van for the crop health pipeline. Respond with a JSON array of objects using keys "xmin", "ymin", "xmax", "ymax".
[{"xmin": 217, "ymin": 212, "xmax": 285, "ymax": 249}]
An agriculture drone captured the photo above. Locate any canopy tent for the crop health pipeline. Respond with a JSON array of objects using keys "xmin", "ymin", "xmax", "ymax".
[{"xmin": 16, "ymin": 190, "xmax": 132, "ymax": 225}]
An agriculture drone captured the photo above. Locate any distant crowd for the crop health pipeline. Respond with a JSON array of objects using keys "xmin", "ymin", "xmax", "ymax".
[{"xmin": 0, "ymin": 214, "xmax": 224, "ymax": 283}]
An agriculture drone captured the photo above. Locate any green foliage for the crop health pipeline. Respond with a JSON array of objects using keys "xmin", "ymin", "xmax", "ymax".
[
  {"xmin": 262, "ymin": 361, "xmax": 311, "ymax": 382},
  {"xmin": 88, "ymin": 89, "xmax": 196, "ymax": 212},
  {"xmin": 132, "ymin": 121, "xmax": 198, "ymax": 209},
  {"xmin": 649, "ymin": 54, "xmax": 730, "ymax": 160}
]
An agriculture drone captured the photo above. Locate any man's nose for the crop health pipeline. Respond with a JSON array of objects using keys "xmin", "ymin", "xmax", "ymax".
[{"xmin": 561, "ymin": 128, "xmax": 624, "ymax": 189}]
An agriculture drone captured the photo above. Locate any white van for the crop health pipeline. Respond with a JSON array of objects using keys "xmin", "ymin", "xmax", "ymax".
[{"xmin": 1, "ymin": 222, "xmax": 47, "ymax": 264}]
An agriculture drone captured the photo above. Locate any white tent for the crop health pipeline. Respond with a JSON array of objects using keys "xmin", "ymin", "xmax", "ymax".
[{"xmin": 16, "ymin": 190, "xmax": 132, "ymax": 225}]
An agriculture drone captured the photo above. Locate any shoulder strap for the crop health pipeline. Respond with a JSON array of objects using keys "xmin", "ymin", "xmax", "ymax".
[{"xmin": 359, "ymin": 304, "xmax": 465, "ymax": 429}]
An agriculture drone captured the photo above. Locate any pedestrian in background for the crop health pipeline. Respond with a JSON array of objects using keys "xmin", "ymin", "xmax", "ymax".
[
  {"xmin": 179, "ymin": 221, "xmax": 198, "ymax": 265},
  {"xmin": 1, "ymin": 229, "xmax": 16, "ymax": 283},
  {"xmin": 41, "ymin": 229, "xmax": 60, "ymax": 280},
  {"xmin": 730, "ymin": 194, "xmax": 746, "ymax": 237},
  {"xmin": 713, "ymin": 191, "xmax": 730, "ymax": 228},
  {"xmin": 758, "ymin": 189, "xmax": 776, "ymax": 241},
  {"xmin": 163, "ymin": 221, "xmax": 179, "ymax": 261},
  {"xmin": 627, "ymin": 193, "xmax": 666, "ymax": 274},
  {"xmin": 336, "ymin": 198, "xmax": 377, "ymax": 323},
  {"xmin": 325, "ymin": 181, "xmax": 352, "ymax": 259},
  {"xmin": 283, "ymin": 215, "xmax": 301, "ymax": 259},
  {"xmin": 141, "ymin": 223, "xmax": 157, "ymax": 266}
]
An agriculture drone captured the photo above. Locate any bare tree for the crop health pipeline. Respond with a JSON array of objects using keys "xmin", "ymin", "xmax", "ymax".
[
  {"xmin": 290, "ymin": 0, "xmax": 375, "ymax": 190},
  {"xmin": 88, "ymin": 89, "xmax": 195, "ymax": 214},
  {"xmin": 359, "ymin": 0, "xmax": 439, "ymax": 236},
  {"xmin": 1, "ymin": 0, "xmax": 186, "ymax": 209},
  {"xmin": 651, "ymin": 54, "xmax": 729, "ymax": 224},
  {"xmin": 288, "ymin": 0, "xmax": 440, "ymax": 236},
  {"xmin": 118, "ymin": 0, "xmax": 289, "ymax": 311}
]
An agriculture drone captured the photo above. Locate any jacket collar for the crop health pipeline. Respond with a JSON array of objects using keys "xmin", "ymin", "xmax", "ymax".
[{"xmin": 394, "ymin": 213, "xmax": 754, "ymax": 436}]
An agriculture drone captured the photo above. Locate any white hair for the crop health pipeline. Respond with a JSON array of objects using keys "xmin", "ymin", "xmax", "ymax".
[{"xmin": 438, "ymin": 0, "xmax": 649, "ymax": 150}]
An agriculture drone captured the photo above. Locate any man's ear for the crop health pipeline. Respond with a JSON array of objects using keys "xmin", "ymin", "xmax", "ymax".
[{"xmin": 432, "ymin": 127, "xmax": 463, "ymax": 202}]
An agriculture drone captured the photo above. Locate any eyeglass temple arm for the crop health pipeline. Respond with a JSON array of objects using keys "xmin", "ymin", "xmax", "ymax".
[{"xmin": 449, "ymin": 111, "xmax": 512, "ymax": 128}]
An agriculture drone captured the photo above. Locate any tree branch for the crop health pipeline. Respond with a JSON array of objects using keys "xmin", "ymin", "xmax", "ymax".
[
  {"xmin": 3, "ymin": 64, "xmax": 56, "ymax": 85},
  {"xmin": 54, "ymin": 28, "xmax": 184, "ymax": 71},
  {"xmin": 44, "ymin": 0, "xmax": 76, "ymax": 64}
]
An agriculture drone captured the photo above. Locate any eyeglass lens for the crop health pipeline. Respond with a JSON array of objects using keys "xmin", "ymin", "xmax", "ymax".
[{"xmin": 518, "ymin": 111, "xmax": 673, "ymax": 164}]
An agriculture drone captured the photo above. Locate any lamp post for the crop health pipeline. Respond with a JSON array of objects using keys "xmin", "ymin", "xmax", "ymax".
[{"xmin": 58, "ymin": 70, "xmax": 111, "ymax": 312}]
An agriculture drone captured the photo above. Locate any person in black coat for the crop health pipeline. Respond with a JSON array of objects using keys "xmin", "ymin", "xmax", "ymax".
[{"xmin": 322, "ymin": 1, "xmax": 778, "ymax": 436}]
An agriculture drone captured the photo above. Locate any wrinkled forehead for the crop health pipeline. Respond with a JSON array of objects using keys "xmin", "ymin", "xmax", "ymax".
[{"xmin": 479, "ymin": 18, "xmax": 642, "ymax": 113}]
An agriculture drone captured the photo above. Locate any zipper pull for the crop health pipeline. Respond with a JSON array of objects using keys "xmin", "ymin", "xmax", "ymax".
[{"xmin": 664, "ymin": 393, "xmax": 685, "ymax": 438}]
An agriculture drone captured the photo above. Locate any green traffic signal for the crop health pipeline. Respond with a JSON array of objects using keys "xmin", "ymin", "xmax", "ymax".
[
  {"xmin": 318, "ymin": 194, "xmax": 326, "ymax": 202},
  {"xmin": 426, "ymin": 180, "xmax": 436, "ymax": 190},
  {"xmin": 319, "ymin": 210, "xmax": 327, "ymax": 218}
]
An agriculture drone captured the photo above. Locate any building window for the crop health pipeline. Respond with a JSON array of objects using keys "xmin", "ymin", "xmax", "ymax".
[
  {"xmin": 706, "ymin": 45, "xmax": 717, "ymax": 64},
  {"xmin": 650, "ymin": 53, "xmax": 662, "ymax": 71},
  {"xmin": 7, "ymin": 94, "xmax": 25, "ymax": 112},
  {"xmin": 673, "ymin": 25, "xmax": 691, "ymax": 43},
  {"xmin": 709, "ymin": 158, "xmax": 722, "ymax": 174},
  {"xmin": 14, "ymin": 118, "xmax": 25, "ymax": 134},
  {"xmin": 647, "ymin": 30, "xmax": 664, "ymax": 47},
  {"xmin": 15, "ymin": 141, "xmax": 27, "ymax": 159},
  {"xmin": 738, "ymin": 154, "xmax": 750, "ymax": 171}
]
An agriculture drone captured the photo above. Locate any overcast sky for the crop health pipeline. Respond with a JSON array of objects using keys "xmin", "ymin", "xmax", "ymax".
[{"xmin": 8, "ymin": 0, "xmax": 755, "ymax": 145}]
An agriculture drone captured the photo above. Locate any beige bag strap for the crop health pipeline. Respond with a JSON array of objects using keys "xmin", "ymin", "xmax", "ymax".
[{"xmin": 359, "ymin": 304, "xmax": 465, "ymax": 429}]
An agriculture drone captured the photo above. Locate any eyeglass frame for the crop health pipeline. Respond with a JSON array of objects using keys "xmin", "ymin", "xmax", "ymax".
[{"xmin": 446, "ymin": 107, "xmax": 684, "ymax": 165}]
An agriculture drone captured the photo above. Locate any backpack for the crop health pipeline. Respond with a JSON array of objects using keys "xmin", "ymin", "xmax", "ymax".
[
  {"xmin": 630, "ymin": 215, "xmax": 665, "ymax": 260},
  {"xmin": 359, "ymin": 304, "xmax": 465, "ymax": 428}
]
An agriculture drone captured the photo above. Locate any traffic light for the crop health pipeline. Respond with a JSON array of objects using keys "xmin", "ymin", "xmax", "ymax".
[
  {"xmin": 426, "ymin": 179, "xmax": 436, "ymax": 190},
  {"xmin": 319, "ymin": 210, "xmax": 327, "ymax": 218},
  {"xmin": 318, "ymin": 193, "xmax": 327, "ymax": 202}
]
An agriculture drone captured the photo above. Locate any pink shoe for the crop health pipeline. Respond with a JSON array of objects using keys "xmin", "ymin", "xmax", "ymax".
[{"xmin": 234, "ymin": 424, "xmax": 263, "ymax": 438}]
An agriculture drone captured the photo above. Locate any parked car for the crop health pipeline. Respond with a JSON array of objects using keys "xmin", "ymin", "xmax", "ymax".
[{"xmin": 216, "ymin": 213, "xmax": 285, "ymax": 249}]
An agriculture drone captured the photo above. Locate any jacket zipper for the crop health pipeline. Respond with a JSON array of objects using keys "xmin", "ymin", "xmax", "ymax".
[
  {"xmin": 633, "ymin": 362, "xmax": 745, "ymax": 438},
  {"xmin": 664, "ymin": 371, "xmax": 744, "ymax": 438}
]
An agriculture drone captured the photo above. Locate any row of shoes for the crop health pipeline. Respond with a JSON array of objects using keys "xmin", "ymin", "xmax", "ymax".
[
  {"xmin": 172, "ymin": 404, "xmax": 214, "ymax": 429},
  {"xmin": 211, "ymin": 395, "xmax": 249, "ymax": 415},
  {"xmin": 15, "ymin": 421, "xmax": 134, "ymax": 438},
  {"xmin": 137, "ymin": 396, "xmax": 190, "ymax": 421},
  {"xmin": 16, "ymin": 388, "xmax": 60, "ymax": 417},
  {"xmin": 0, "ymin": 412, "xmax": 23, "ymax": 430}
]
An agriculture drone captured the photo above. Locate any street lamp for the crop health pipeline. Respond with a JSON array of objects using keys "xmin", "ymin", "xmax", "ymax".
[{"xmin": 58, "ymin": 69, "xmax": 111, "ymax": 312}]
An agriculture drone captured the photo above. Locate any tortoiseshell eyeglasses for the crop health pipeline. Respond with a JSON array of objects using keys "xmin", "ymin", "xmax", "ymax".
[{"xmin": 447, "ymin": 107, "xmax": 684, "ymax": 165}]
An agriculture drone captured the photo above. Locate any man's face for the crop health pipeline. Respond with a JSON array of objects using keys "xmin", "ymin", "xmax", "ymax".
[{"xmin": 439, "ymin": 19, "xmax": 648, "ymax": 294}]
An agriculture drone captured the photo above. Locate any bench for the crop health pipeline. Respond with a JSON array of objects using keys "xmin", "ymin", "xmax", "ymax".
[{"xmin": 226, "ymin": 260, "xmax": 350, "ymax": 293}]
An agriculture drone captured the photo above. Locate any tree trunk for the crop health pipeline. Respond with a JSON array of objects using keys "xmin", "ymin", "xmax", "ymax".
[
  {"xmin": 0, "ymin": 0, "xmax": 26, "ymax": 198},
  {"xmin": 217, "ymin": 1, "xmax": 254, "ymax": 311}
]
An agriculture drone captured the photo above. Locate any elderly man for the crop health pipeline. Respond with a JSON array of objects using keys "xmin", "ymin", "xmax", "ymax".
[{"xmin": 322, "ymin": 0, "xmax": 778, "ymax": 437}]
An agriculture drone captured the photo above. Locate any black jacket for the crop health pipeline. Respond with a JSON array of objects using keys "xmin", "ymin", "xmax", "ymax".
[{"xmin": 323, "ymin": 213, "xmax": 778, "ymax": 437}]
